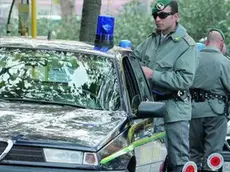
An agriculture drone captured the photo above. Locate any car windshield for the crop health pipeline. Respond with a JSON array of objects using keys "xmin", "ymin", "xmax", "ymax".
[{"xmin": 0, "ymin": 48, "xmax": 120, "ymax": 110}]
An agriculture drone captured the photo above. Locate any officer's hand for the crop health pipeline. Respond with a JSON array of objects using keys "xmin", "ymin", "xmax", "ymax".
[{"xmin": 142, "ymin": 66, "xmax": 153, "ymax": 79}]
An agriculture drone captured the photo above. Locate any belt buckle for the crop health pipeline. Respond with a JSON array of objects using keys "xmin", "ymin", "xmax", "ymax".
[{"xmin": 177, "ymin": 90, "xmax": 188, "ymax": 101}]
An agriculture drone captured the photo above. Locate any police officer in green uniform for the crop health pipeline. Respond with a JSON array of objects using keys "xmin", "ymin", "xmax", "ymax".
[
  {"xmin": 190, "ymin": 29, "xmax": 230, "ymax": 172},
  {"xmin": 133, "ymin": 0, "xmax": 198, "ymax": 171}
]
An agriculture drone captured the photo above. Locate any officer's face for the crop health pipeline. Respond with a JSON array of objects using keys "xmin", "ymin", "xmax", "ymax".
[{"xmin": 153, "ymin": 6, "xmax": 179, "ymax": 34}]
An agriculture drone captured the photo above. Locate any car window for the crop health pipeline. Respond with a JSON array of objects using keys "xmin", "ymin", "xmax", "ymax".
[
  {"xmin": 129, "ymin": 55, "xmax": 152, "ymax": 101},
  {"xmin": 0, "ymin": 48, "xmax": 120, "ymax": 111},
  {"xmin": 122, "ymin": 57, "xmax": 141, "ymax": 106}
]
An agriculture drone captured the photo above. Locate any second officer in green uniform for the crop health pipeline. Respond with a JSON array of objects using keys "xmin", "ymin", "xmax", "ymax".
[
  {"xmin": 134, "ymin": 0, "xmax": 198, "ymax": 171},
  {"xmin": 190, "ymin": 29, "xmax": 230, "ymax": 172}
]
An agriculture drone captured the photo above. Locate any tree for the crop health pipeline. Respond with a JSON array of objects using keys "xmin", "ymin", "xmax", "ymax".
[
  {"xmin": 79, "ymin": 0, "xmax": 101, "ymax": 43},
  {"xmin": 178, "ymin": 0, "xmax": 230, "ymax": 45},
  {"xmin": 59, "ymin": 0, "xmax": 75, "ymax": 21}
]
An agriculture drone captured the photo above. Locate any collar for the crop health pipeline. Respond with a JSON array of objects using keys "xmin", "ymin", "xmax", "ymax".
[
  {"xmin": 201, "ymin": 46, "xmax": 222, "ymax": 53},
  {"xmin": 152, "ymin": 24, "xmax": 187, "ymax": 42}
]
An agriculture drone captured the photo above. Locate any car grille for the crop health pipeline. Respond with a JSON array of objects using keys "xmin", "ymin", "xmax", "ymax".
[{"xmin": 0, "ymin": 141, "xmax": 45, "ymax": 162}]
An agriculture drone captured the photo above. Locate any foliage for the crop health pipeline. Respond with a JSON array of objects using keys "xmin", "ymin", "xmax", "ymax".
[
  {"xmin": 114, "ymin": 0, "xmax": 154, "ymax": 49},
  {"xmin": 37, "ymin": 17, "xmax": 81, "ymax": 40},
  {"xmin": 0, "ymin": 18, "xmax": 19, "ymax": 36},
  {"xmin": 178, "ymin": 0, "xmax": 230, "ymax": 47},
  {"xmin": 0, "ymin": 17, "xmax": 81, "ymax": 41}
]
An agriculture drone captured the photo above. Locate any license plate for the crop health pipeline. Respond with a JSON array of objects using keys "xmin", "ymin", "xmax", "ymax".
[{"xmin": 223, "ymin": 162, "xmax": 230, "ymax": 172}]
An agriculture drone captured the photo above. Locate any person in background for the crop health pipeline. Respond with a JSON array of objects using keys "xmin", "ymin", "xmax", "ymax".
[
  {"xmin": 134, "ymin": 0, "xmax": 198, "ymax": 171},
  {"xmin": 196, "ymin": 42, "xmax": 205, "ymax": 52},
  {"xmin": 189, "ymin": 28, "xmax": 230, "ymax": 172}
]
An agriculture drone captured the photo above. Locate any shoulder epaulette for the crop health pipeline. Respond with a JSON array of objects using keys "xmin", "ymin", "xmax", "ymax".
[
  {"xmin": 148, "ymin": 32, "xmax": 156, "ymax": 38},
  {"xmin": 183, "ymin": 34, "xmax": 196, "ymax": 46}
]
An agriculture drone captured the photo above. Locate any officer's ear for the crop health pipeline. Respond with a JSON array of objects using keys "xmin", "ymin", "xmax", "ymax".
[
  {"xmin": 220, "ymin": 41, "xmax": 224, "ymax": 52},
  {"xmin": 173, "ymin": 13, "xmax": 179, "ymax": 22}
]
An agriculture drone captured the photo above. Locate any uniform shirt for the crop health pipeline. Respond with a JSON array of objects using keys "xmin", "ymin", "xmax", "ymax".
[
  {"xmin": 134, "ymin": 24, "xmax": 198, "ymax": 123},
  {"xmin": 191, "ymin": 46, "xmax": 230, "ymax": 118}
]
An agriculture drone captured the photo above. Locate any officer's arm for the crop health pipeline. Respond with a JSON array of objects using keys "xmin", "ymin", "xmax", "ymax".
[
  {"xmin": 152, "ymin": 45, "xmax": 199, "ymax": 90},
  {"xmin": 220, "ymin": 58, "xmax": 230, "ymax": 92},
  {"xmin": 133, "ymin": 39, "xmax": 150, "ymax": 66}
]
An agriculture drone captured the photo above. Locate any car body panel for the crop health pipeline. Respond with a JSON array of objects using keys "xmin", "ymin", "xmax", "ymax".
[{"xmin": 0, "ymin": 102, "xmax": 127, "ymax": 149}]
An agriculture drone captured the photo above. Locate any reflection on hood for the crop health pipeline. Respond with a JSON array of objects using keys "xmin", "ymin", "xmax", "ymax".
[{"xmin": 0, "ymin": 102, "xmax": 127, "ymax": 148}]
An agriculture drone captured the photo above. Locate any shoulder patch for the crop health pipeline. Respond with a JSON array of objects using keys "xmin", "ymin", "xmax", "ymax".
[
  {"xmin": 183, "ymin": 34, "xmax": 196, "ymax": 46},
  {"xmin": 148, "ymin": 32, "xmax": 156, "ymax": 38},
  {"xmin": 172, "ymin": 36, "xmax": 182, "ymax": 42}
]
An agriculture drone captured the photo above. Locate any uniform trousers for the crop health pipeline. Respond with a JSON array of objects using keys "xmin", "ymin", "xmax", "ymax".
[
  {"xmin": 165, "ymin": 121, "xmax": 190, "ymax": 172},
  {"xmin": 189, "ymin": 116, "xmax": 227, "ymax": 171}
]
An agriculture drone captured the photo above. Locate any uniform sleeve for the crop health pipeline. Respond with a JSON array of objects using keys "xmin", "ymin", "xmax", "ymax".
[
  {"xmin": 133, "ymin": 38, "xmax": 150, "ymax": 66},
  {"xmin": 220, "ymin": 58, "xmax": 230, "ymax": 93},
  {"xmin": 152, "ymin": 44, "xmax": 199, "ymax": 90}
]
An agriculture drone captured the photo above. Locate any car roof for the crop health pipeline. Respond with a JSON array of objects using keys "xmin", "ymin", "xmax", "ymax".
[{"xmin": 0, "ymin": 37, "xmax": 130, "ymax": 61}]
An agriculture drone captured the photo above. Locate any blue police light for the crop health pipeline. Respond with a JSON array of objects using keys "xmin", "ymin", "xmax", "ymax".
[
  {"xmin": 119, "ymin": 40, "xmax": 132, "ymax": 49},
  {"xmin": 94, "ymin": 15, "xmax": 115, "ymax": 52},
  {"xmin": 196, "ymin": 42, "xmax": 205, "ymax": 52}
]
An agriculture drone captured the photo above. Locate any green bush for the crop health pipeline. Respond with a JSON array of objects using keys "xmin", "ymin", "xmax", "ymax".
[
  {"xmin": 114, "ymin": 1, "xmax": 154, "ymax": 49},
  {"xmin": 178, "ymin": 0, "xmax": 230, "ymax": 47},
  {"xmin": 37, "ymin": 17, "xmax": 81, "ymax": 40},
  {"xmin": 0, "ymin": 17, "xmax": 81, "ymax": 40}
]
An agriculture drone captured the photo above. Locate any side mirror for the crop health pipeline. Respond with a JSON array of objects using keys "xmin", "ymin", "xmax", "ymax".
[{"xmin": 136, "ymin": 101, "xmax": 165, "ymax": 118}]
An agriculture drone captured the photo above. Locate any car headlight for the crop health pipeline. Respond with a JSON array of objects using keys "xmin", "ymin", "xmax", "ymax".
[
  {"xmin": 43, "ymin": 148, "xmax": 99, "ymax": 166},
  {"xmin": 43, "ymin": 148, "xmax": 83, "ymax": 164}
]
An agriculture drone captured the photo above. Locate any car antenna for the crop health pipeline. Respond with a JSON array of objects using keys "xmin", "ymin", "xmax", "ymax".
[
  {"xmin": 6, "ymin": 0, "xmax": 16, "ymax": 35},
  {"xmin": 0, "ymin": 0, "xmax": 2, "ymax": 37},
  {"xmin": 47, "ymin": 0, "xmax": 54, "ymax": 40}
]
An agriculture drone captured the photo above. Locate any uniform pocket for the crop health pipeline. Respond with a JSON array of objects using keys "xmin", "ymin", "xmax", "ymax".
[
  {"xmin": 156, "ymin": 61, "xmax": 174, "ymax": 71},
  {"xmin": 208, "ymin": 99, "xmax": 225, "ymax": 115}
]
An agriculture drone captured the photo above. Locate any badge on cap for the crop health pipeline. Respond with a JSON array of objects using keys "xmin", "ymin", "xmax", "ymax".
[{"xmin": 156, "ymin": 2, "xmax": 165, "ymax": 11}]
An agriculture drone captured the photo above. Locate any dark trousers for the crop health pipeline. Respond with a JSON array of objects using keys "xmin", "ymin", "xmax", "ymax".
[
  {"xmin": 165, "ymin": 121, "xmax": 190, "ymax": 172},
  {"xmin": 189, "ymin": 116, "xmax": 227, "ymax": 171}
]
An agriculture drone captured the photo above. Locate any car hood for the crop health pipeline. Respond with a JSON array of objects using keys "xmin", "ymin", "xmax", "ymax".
[{"xmin": 0, "ymin": 102, "xmax": 127, "ymax": 148}]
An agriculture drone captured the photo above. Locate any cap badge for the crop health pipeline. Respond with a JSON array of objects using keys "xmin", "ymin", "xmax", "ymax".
[{"xmin": 156, "ymin": 2, "xmax": 165, "ymax": 10}]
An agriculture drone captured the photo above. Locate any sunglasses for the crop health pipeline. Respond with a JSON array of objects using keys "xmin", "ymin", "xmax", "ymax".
[{"xmin": 152, "ymin": 12, "xmax": 174, "ymax": 20}]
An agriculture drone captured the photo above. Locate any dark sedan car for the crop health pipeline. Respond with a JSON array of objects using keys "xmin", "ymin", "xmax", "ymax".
[{"xmin": 0, "ymin": 37, "xmax": 167, "ymax": 172}]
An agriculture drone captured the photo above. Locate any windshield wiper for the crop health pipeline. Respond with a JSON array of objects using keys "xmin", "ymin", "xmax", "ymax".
[{"xmin": 1, "ymin": 98, "xmax": 86, "ymax": 109}]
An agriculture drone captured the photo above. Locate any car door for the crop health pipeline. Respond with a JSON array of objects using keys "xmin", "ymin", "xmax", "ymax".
[{"xmin": 122, "ymin": 55, "xmax": 167, "ymax": 172}]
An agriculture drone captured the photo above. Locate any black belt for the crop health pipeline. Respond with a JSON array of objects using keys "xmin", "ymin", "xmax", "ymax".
[
  {"xmin": 190, "ymin": 89, "xmax": 227, "ymax": 102},
  {"xmin": 154, "ymin": 90, "xmax": 188, "ymax": 101},
  {"xmin": 154, "ymin": 93, "xmax": 175, "ymax": 101}
]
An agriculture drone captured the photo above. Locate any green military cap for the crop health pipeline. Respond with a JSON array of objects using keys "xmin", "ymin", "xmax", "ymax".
[
  {"xmin": 152, "ymin": 0, "xmax": 172, "ymax": 14},
  {"xmin": 208, "ymin": 28, "xmax": 225, "ymax": 41}
]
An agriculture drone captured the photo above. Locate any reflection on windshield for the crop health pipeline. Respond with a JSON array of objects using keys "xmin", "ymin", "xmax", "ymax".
[{"xmin": 0, "ymin": 48, "xmax": 120, "ymax": 110}]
